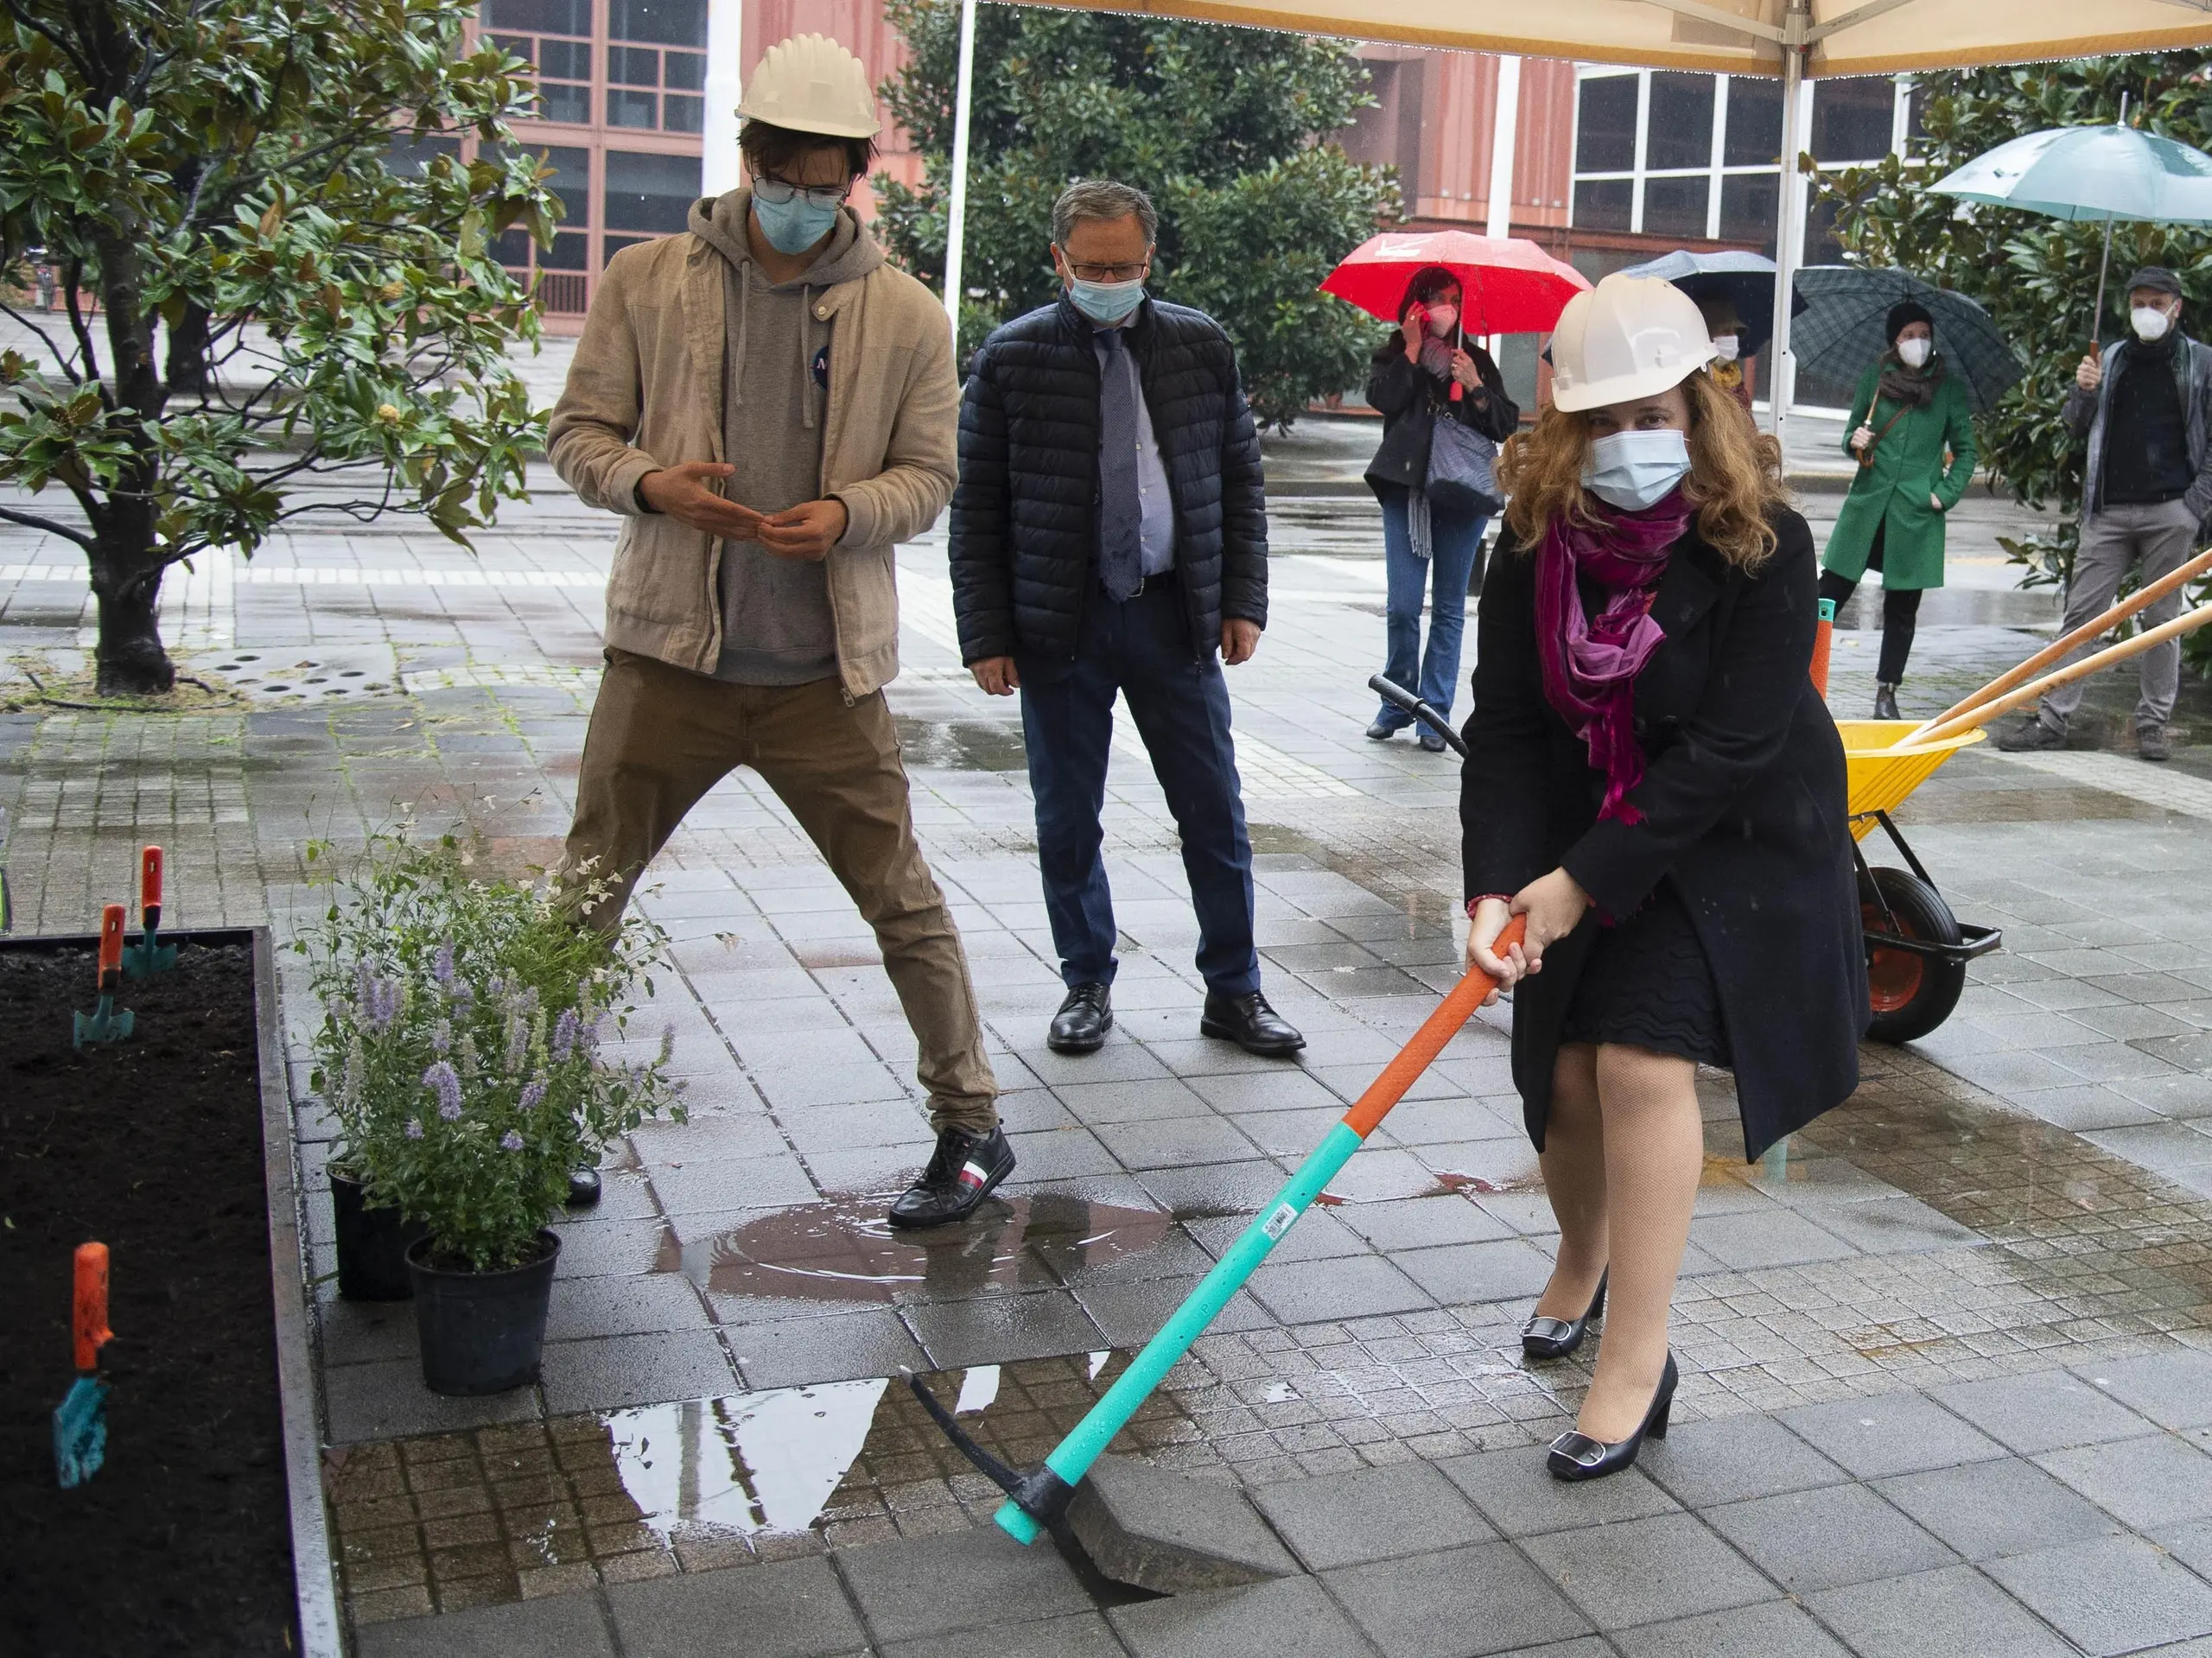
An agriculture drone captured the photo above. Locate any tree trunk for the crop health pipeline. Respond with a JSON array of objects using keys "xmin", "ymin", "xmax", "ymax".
[{"xmin": 90, "ymin": 546, "xmax": 175, "ymax": 696}]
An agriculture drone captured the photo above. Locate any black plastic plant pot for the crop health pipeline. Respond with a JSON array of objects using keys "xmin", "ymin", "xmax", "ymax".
[
  {"xmin": 329, "ymin": 1168, "xmax": 427, "ymax": 1302},
  {"xmin": 405, "ymin": 1229, "xmax": 561, "ymax": 1396}
]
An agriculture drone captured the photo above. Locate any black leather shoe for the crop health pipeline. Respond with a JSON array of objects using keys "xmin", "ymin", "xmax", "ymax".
[
  {"xmin": 1047, "ymin": 982, "xmax": 1113, "ymax": 1053},
  {"xmin": 1872, "ymin": 683, "xmax": 1900, "ymax": 721},
  {"xmin": 1548, "ymin": 1351, "xmax": 1677, "ymax": 1482},
  {"xmin": 2140, "ymin": 723, "xmax": 2173, "ymax": 763},
  {"xmin": 1365, "ymin": 720, "xmax": 1400, "ymax": 740},
  {"xmin": 1522, "ymin": 1272, "xmax": 1606, "ymax": 1362},
  {"xmin": 566, "ymin": 1166, "xmax": 602, "ymax": 1208},
  {"xmin": 1418, "ymin": 730, "xmax": 1448, "ymax": 753},
  {"xmin": 887, "ymin": 1125, "xmax": 1017, "ymax": 1229},
  {"xmin": 1200, "ymin": 989, "xmax": 1306, "ymax": 1055},
  {"xmin": 1996, "ymin": 716, "xmax": 2067, "ymax": 752}
]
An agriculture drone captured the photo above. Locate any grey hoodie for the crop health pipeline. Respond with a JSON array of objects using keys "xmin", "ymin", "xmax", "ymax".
[{"xmin": 686, "ymin": 188, "xmax": 886, "ymax": 685}]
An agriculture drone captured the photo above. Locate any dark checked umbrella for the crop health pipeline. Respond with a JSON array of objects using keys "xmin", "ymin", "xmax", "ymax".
[
  {"xmin": 1789, "ymin": 267, "xmax": 2024, "ymax": 414},
  {"xmin": 1616, "ymin": 249, "xmax": 1807, "ymax": 360}
]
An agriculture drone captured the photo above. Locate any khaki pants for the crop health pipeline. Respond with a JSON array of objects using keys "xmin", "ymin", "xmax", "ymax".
[
  {"xmin": 561, "ymin": 649, "xmax": 997, "ymax": 1135},
  {"xmin": 2039, "ymin": 496, "xmax": 2200, "ymax": 732}
]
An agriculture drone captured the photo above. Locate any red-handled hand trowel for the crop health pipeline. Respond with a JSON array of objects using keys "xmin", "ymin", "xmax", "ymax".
[
  {"xmin": 122, "ymin": 846, "xmax": 177, "ymax": 978},
  {"xmin": 73, "ymin": 904, "xmax": 136, "ymax": 1049},
  {"xmin": 53, "ymin": 1242, "xmax": 115, "ymax": 1489}
]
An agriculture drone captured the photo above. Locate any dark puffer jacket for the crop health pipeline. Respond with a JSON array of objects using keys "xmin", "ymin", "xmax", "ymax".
[{"xmin": 950, "ymin": 295, "xmax": 1268, "ymax": 664}]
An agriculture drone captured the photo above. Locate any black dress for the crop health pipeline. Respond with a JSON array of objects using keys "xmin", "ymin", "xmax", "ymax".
[{"xmin": 1460, "ymin": 508, "xmax": 1866, "ymax": 1161}]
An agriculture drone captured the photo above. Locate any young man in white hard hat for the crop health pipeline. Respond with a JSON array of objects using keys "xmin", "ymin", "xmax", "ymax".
[{"xmin": 547, "ymin": 34, "xmax": 1013, "ymax": 1229}]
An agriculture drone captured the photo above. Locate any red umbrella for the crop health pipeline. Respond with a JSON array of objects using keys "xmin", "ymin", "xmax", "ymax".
[{"xmin": 1321, "ymin": 231, "xmax": 1590, "ymax": 334}]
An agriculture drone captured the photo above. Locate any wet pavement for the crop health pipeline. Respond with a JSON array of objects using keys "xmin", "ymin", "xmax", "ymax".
[{"xmin": 10, "ymin": 463, "xmax": 2212, "ymax": 1655}]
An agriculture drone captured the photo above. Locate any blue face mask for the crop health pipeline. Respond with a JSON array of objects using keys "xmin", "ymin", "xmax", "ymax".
[
  {"xmin": 753, "ymin": 192, "xmax": 840, "ymax": 255},
  {"xmin": 1581, "ymin": 429, "xmax": 1692, "ymax": 512},
  {"xmin": 1067, "ymin": 274, "xmax": 1147, "ymax": 327}
]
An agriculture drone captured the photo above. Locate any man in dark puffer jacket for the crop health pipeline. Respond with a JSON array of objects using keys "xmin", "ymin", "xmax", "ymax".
[{"xmin": 951, "ymin": 178, "xmax": 1303, "ymax": 1058}]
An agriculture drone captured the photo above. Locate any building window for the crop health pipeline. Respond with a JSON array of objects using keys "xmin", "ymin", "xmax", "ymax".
[
  {"xmin": 487, "ymin": 143, "xmax": 593, "ymax": 311},
  {"xmin": 607, "ymin": 41, "xmax": 705, "ymax": 132},
  {"xmin": 480, "ymin": 0, "xmax": 592, "ymax": 125},
  {"xmin": 604, "ymin": 149, "xmax": 700, "ymax": 235},
  {"xmin": 1570, "ymin": 67, "xmax": 1912, "ymax": 254},
  {"xmin": 384, "ymin": 135, "xmax": 462, "ymax": 178}
]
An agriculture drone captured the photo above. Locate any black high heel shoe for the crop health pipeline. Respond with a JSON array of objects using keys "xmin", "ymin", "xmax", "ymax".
[
  {"xmin": 1548, "ymin": 1351, "xmax": 1677, "ymax": 1482},
  {"xmin": 1521, "ymin": 1271, "xmax": 1606, "ymax": 1361}
]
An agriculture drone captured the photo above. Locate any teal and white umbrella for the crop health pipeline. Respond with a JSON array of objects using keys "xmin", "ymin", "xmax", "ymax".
[{"xmin": 1931, "ymin": 113, "xmax": 2212, "ymax": 334}]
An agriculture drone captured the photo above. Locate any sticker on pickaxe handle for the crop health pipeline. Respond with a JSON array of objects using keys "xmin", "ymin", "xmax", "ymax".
[
  {"xmin": 140, "ymin": 845, "xmax": 162, "ymax": 933},
  {"xmin": 73, "ymin": 1242, "xmax": 112, "ymax": 1373},
  {"xmin": 98, "ymin": 904, "xmax": 124, "ymax": 992}
]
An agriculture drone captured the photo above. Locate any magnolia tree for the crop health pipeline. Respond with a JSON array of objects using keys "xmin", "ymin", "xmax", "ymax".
[{"xmin": 0, "ymin": 0, "xmax": 558, "ymax": 694}]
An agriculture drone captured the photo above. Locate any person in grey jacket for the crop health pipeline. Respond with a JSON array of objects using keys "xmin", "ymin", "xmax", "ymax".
[{"xmin": 1999, "ymin": 267, "xmax": 2212, "ymax": 762}]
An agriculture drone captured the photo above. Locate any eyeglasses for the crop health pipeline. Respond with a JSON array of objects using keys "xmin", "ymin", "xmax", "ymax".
[
  {"xmin": 753, "ymin": 176, "xmax": 853, "ymax": 208},
  {"xmin": 1064, "ymin": 260, "xmax": 1150, "ymax": 283}
]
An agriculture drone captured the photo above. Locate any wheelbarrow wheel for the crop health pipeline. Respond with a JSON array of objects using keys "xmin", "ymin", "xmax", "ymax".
[{"xmin": 1859, "ymin": 866, "xmax": 1967, "ymax": 1045}]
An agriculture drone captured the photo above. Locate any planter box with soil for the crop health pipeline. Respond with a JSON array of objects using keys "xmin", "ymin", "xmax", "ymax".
[{"xmin": 0, "ymin": 929, "xmax": 340, "ymax": 1656}]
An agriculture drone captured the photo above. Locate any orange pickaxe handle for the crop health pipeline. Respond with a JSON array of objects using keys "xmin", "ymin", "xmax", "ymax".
[
  {"xmin": 98, "ymin": 904, "xmax": 124, "ymax": 991},
  {"xmin": 73, "ymin": 1242, "xmax": 112, "ymax": 1373}
]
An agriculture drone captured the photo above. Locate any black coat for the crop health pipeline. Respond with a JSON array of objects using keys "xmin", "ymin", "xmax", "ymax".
[
  {"xmin": 1459, "ymin": 507, "xmax": 1867, "ymax": 1160},
  {"xmin": 1363, "ymin": 339, "xmax": 1518, "ymax": 499},
  {"xmin": 950, "ymin": 295, "xmax": 1268, "ymax": 664}
]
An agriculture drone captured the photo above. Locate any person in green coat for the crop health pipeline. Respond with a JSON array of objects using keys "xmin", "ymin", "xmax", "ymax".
[{"xmin": 1817, "ymin": 301, "xmax": 1977, "ymax": 720}]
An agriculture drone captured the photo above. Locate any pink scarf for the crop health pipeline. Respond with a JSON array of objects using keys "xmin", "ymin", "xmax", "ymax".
[{"xmin": 1534, "ymin": 490, "xmax": 1695, "ymax": 826}]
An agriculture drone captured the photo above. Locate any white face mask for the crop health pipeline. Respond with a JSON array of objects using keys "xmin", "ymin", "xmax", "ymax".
[
  {"xmin": 1423, "ymin": 304, "xmax": 1459, "ymax": 337},
  {"xmin": 1583, "ymin": 429, "xmax": 1693, "ymax": 512},
  {"xmin": 1710, "ymin": 334, "xmax": 1741, "ymax": 362},
  {"xmin": 2133, "ymin": 304, "xmax": 2175, "ymax": 342},
  {"xmin": 1897, "ymin": 337, "xmax": 1931, "ymax": 368}
]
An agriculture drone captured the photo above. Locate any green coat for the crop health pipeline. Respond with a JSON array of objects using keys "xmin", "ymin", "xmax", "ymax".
[{"xmin": 1822, "ymin": 360, "xmax": 1976, "ymax": 590}]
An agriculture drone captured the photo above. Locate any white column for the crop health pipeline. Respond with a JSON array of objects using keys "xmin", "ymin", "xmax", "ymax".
[
  {"xmin": 942, "ymin": 0, "xmax": 980, "ymax": 345},
  {"xmin": 701, "ymin": 0, "xmax": 744, "ymax": 196},
  {"xmin": 1484, "ymin": 53, "xmax": 1520, "ymax": 357},
  {"xmin": 1766, "ymin": 22, "xmax": 1808, "ymax": 457}
]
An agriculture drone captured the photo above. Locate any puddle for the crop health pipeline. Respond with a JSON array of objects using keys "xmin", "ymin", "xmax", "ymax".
[
  {"xmin": 891, "ymin": 716, "xmax": 1028, "ymax": 772},
  {"xmin": 659, "ymin": 1191, "xmax": 1174, "ymax": 1304}
]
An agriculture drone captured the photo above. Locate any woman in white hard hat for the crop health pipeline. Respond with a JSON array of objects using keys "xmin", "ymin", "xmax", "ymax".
[{"xmin": 1460, "ymin": 274, "xmax": 1866, "ymax": 1482}]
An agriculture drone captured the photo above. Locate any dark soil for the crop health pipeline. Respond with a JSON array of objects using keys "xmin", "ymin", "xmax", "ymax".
[{"xmin": 0, "ymin": 941, "xmax": 296, "ymax": 1656}]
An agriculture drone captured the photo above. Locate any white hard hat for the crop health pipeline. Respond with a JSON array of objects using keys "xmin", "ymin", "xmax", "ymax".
[
  {"xmin": 736, "ymin": 34, "xmax": 880, "ymax": 140},
  {"xmin": 1548, "ymin": 274, "xmax": 1718, "ymax": 412}
]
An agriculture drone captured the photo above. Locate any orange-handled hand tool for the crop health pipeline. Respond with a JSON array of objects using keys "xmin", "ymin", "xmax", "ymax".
[
  {"xmin": 124, "ymin": 848, "xmax": 176, "ymax": 977},
  {"xmin": 76, "ymin": 905, "xmax": 137, "ymax": 1047},
  {"xmin": 912, "ymin": 922, "xmax": 1529, "ymax": 1545},
  {"xmin": 98, "ymin": 903, "xmax": 124, "ymax": 990},
  {"xmin": 54, "ymin": 1242, "xmax": 114, "ymax": 1486},
  {"xmin": 73, "ymin": 1242, "xmax": 112, "ymax": 1373}
]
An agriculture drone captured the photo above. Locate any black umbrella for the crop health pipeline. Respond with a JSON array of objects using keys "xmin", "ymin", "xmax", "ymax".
[
  {"xmin": 1616, "ymin": 249, "xmax": 1807, "ymax": 359},
  {"xmin": 1789, "ymin": 267, "xmax": 2025, "ymax": 414}
]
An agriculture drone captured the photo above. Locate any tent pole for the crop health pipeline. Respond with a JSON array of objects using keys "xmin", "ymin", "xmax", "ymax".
[
  {"xmin": 943, "ymin": 0, "xmax": 980, "ymax": 352},
  {"xmin": 1768, "ymin": 0, "xmax": 1809, "ymax": 460}
]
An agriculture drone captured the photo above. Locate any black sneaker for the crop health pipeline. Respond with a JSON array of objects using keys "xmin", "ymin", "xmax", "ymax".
[
  {"xmin": 1199, "ymin": 989, "xmax": 1306, "ymax": 1056},
  {"xmin": 1995, "ymin": 716, "xmax": 2067, "ymax": 752},
  {"xmin": 2140, "ymin": 724, "xmax": 2173, "ymax": 763},
  {"xmin": 887, "ymin": 1125, "xmax": 1017, "ymax": 1229},
  {"xmin": 1047, "ymin": 982, "xmax": 1112, "ymax": 1053}
]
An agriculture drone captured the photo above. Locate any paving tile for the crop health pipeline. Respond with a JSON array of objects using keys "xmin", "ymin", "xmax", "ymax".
[
  {"xmin": 1332, "ymin": 1194, "xmax": 1513, "ymax": 1250},
  {"xmin": 1135, "ymin": 1159, "xmax": 1296, "ymax": 1218},
  {"xmin": 1876, "ymin": 1457, "xmax": 2124, "ymax": 1560},
  {"xmin": 1633, "ymin": 1414, "xmax": 1848, "ymax": 1509},
  {"xmin": 724, "ymin": 1308, "xmax": 929, "ymax": 1388},
  {"xmin": 323, "ymin": 1356, "xmax": 543, "ymax": 1445},
  {"xmin": 1986, "ymin": 1534, "xmax": 2212, "ymax": 1657},
  {"xmin": 1092, "ymin": 1113, "xmax": 1262, "ymax": 1171},
  {"xmin": 2036, "ymin": 1433, "xmax": 2212, "ymax": 1529},
  {"xmin": 1322, "ymin": 1540, "xmax": 1591, "ymax": 1658},
  {"xmin": 2073, "ymin": 1348, "xmax": 2212, "ymax": 1431},
  {"xmin": 1071, "ymin": 1276, "xmax": 1271, "ymax": 1347},
  {"xmin": 356, "ymin": 1590, "xmax": 616, "ymax": 1656},
  {"xmin": 835, "ymin": 1528, "xmax": 1093, "ymax": 1644},
  {"xmin": 607, "ymin": 1556, "xmax": 864, "ymax": 1657},
  {"xmin": 1779, "ymin": 1389, "xmax": 2007, "ymax": 1479},
  {"xmin": 1793, "ymin": 1194, "xmax": 1984, "ymax": 1255},
  {"xmin": 1930, "ymin": 1369, "xmax": 2152, "ymax": 1454},
  {"xmin": 1394, "ymin": 1236, "xmax": 1557, "ymax": 1306},
  {"xmin": 1440, "ymin": 1445, "xmax": 1680, "ymax": 1535},
  {"xmin": 545, "ymin": 1273, "xmax": 712, "ymax": 1342},
  {"xmin": 1244, "ymin": 1253, "xmax": 1434, "ymax": 1324},
  {"xmin": 1520, "ymin": 1512, "xmax": 1777, "ymax": 1628},
  {"xmin": 1107, "ymin": 1574, "xmax": 1372, "ymax": 1658},
  {"xmin": 1807, "ymin": 1564, "xmax": 2079, "ymax": 1658},
  {"xmin": 883, "ymin": 1611, "xmax": 1126, "ymax": 1658},
  {"xmin": 1611, "ymin": 1598, "xmax": 1851, "ymax": 1658},
  {"xmin": 1688, "ymin": 1207, "xmax": 1861, "ymax": 1270},
  {"xmin": 1251, "ymin": 1461, "xmax": 1493, "ymax": 1570},
  {"xmin": 901, "ymin": 1289, "xmax": 1106, "ymax": 1369},
  {"xmin": 1185, "ymin": 1207, "xmax": 1368, "ymax": 1265},
  {"xmin": 538, "ymin": 1330, "xmax": 741, "ymax": 1414},
  {"xmin": 1703, "ymin": 1481, "xmax": 1955, "ymax": 1593}
]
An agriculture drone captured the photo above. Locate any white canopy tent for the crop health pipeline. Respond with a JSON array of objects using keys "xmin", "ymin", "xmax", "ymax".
[{"xmin": 937, "ymin": 0, "xmax": 2212, "ymax": 450}]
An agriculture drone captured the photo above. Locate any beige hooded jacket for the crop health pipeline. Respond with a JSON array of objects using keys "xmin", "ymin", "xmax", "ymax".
[{"xmin": 546, "ymin": 191, "xmax": 958, "ymax": 700}]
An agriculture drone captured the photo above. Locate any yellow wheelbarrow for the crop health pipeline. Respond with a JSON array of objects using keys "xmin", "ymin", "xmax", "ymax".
[{"xmin": 1835, "ymin": 720, "xmax": 2001, "ymax": 1044}]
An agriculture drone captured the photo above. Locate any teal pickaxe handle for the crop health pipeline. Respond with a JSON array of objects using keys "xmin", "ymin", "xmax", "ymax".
[{"xmin": 995, "ymin": 919, "xmax": 1526, "ymax": 1544}]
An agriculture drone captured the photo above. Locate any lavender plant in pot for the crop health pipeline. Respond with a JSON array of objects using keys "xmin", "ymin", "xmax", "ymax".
[{"xmin": 303, "ymin": 836, "xmax": 683, "ymax": 1388}]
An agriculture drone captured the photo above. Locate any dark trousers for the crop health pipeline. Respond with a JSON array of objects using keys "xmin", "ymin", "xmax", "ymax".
[
  {"xmin": 1818, "ymin": 524, "xmax": 1923, "ymax": 684},
  {"xmin": 1017, "ymin": 578, "xmax": 1261, "ymax": 998}
]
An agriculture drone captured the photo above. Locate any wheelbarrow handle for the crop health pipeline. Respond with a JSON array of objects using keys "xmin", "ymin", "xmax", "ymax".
[{"xmin": 1368, "ymin": 675, "xmax": 1468, "ymax": 758}]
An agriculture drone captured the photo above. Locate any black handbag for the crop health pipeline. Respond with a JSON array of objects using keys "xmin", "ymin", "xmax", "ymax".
[{"xmin": 1426, "ymin": 404, "xmax": 1503, "ymax": 518}]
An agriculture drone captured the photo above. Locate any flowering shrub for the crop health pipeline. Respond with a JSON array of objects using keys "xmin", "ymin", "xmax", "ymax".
[{"xmin": 300, "ymin": 834, "xmax": 684, "ymax": 1270}]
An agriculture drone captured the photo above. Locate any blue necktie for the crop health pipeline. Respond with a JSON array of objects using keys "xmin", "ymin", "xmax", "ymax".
[{"xmin": 1096, "ymin": 330, "xmax": 1145, "ymax": 601}]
